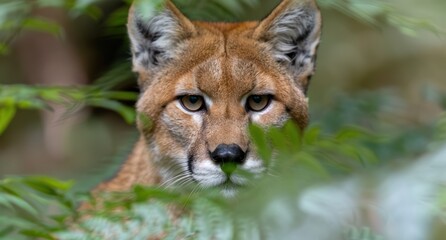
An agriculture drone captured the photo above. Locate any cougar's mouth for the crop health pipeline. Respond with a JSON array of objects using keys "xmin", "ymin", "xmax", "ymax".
[{"xmin": 186, "ymin": 152, "xmax": 266, "ymax": 197}]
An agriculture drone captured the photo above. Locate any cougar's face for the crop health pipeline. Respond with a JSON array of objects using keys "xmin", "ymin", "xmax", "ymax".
[{"xmin": 137, "ymin": 39, "xmax": 309, "ymax": 196}]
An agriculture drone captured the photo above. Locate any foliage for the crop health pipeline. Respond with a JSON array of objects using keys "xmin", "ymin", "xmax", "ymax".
[
  {"xmin": 317, "ymin": 0, "xmax": 442, "ymax": 36},
  {"xmin": 0, "ymin": 84, "xmax": 137, "ymax": 135},
  {"xmin": 0, "ymin": 176, "xmax": 77, "ymax": 238},
  {"xmin": 171, "ymin": 0, "xmax": 443, "ymax": 37},
  {"xmin": 0, "ymin": 0, "xmax": 102, "ymax": 54},
  {"xmin": 0, "ymin": 112, "xmax": 445, "ymax": 239}
]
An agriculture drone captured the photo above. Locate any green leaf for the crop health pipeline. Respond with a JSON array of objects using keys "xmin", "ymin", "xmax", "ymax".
[
  {"xmin": 334, "ymin": 126, "xmax": 372, "ymax": 141},
  {"xmin": 249, "ymin": 124, "xmax": 272, "ymax": 162},
  {"xmin": 268, "ymin": 127, "xmax": 290, "ymax": 153},
  {"xmin": 0, "ymin": 193, "xmax": 39, "ymax": 217},
  {"xmin": 93, "ymin": 62, "xmax": 134, "ymax": 89},
  {"xmin": 296, "ymin": 152, "xmax": 329, "ymax": 178},
  {"xmin": 98, "ymin": 91, "xmax": 138, "ymax": 101},
  {"xmin": 0, "ymin": 184, "xmax": 21, "ymax": 197},
  {"xmin": 23, "ymin": 181, "xmax": 60, "ymax": 196},
  {"xmin": 0, "ymin": 42, "xmax": 9, "ymax": 55},
  {"xmin": 0, "ymin": 226, "xmax": 14, "ymax": 237},
  {"xmin": 39, "ymin": 89, "xmax": 63, "ymax": 102},
  {"xmin": 133, "ymin": 186, "xmax": 181, "ymax": 202},
  {"xmin": 70, "ymin": 1, "xmax": 103, "ymax": 20},
  {"xmin": 86, "ymin": 99, "xmax": 136, "ymax": 124},
  {"xmin": 20, "ymin": 229, "xmax": 55, "ymax": 239},
  {"xmin": 22, "ymin": 17, "xmax": 64, "ymax": 38},
  {"xmin": 303, "ymin": 126, "xmax": 321, "ymax": 145},
  {"xmin": 283, "ymin": 121, "xmax": 301, "ymax": 147},
  {"xmin": 25, "ymin": 176, "xmax": 74, "ymax": 191},
  {"xmin": 0, "ymin": 106, "xmax": 15, "ymax": 135},
  {"xmin": 0, "ymin": 193, "xmax": 14, "ymax": 210},
  {"xmin": 0, "ymin": 215, "xmax": 39, "ymax": 231},
  {"xmin": 17, "ymin": 99, "xmax": 48, "ymax": 109}
]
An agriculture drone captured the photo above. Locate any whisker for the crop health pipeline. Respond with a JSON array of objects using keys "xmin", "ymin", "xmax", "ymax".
[
  {"xmin": 157, "ymin": 161, "xmax": 190, "ymax": 188},
  {"xmin": 160, "ymin": 173, "xmax": 190, "ymax": 189},
  {"xmin": 169, "ymin": 175, "xmax": 191, "ymax": 187},
  {"xmin": 175, "ymin": 180, "xmax": 193, "ymax": 191},
  {"xmin": 182, "ymin": 184, "xmax": 201, "ymax": 207},
  {"xmin": 159, "ymin": 171, "xmax": 189, "ymax": 187},
  {"xmin": 161, "ymin": 161, "xmax": 188, "ymax": 174}
]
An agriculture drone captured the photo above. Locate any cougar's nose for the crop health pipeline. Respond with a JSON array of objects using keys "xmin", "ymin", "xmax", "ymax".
[{"xmin": 211, "ymin": 144, "xmax": 246, "ymax": 165}]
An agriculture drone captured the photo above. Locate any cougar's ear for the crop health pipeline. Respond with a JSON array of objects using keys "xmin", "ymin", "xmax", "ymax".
[
  {"xmin": 254, "ymin": 0, "xmax": 321, "ymax": 93},
  {"xmin": 128, "ymin": 1, "xmax": 196, "ymax": 72}
]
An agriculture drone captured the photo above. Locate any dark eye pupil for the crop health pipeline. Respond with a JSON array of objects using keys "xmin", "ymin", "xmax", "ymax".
[
  {"xmin": 252, "ymin": 96, "xmax": 262, "ymax": 103},
  {"xmin": 189, "ymin": 96, "xmax": 199, "ymax": 104}
]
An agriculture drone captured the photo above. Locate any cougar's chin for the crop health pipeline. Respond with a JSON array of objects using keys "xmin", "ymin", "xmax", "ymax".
[{"xmin": 193, "ymin": 172, "xmax": 244, "ymax": 198}]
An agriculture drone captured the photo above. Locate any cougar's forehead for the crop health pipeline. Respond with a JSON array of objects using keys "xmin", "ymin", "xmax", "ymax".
[{"xmin": 175, "ymin": 57, "xmax": 276, "ymax": 99}]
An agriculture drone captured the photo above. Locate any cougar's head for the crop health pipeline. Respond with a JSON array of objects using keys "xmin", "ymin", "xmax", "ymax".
[{"xmin": 128, "ymin": 0, "xmax": 321, "ymax": 196}]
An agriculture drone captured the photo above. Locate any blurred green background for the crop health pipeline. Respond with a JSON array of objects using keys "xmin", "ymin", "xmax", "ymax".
[{"xmin": 0, "ymin": 0, "xmax": 445, "ymax": 191}]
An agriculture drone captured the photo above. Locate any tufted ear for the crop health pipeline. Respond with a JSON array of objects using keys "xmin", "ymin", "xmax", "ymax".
[
  {"xmin": 127, "ymin": 1, "xmax": 196, "ymax": 72},
  {"xmin": 254, "ymin": 0, "xmax": 321, "ymax": 93}
]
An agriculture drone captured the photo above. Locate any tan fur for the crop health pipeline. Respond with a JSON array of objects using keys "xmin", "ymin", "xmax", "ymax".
[{"xmin": 95, "ymin": 0, "xmax": 322, "ymax": 194}]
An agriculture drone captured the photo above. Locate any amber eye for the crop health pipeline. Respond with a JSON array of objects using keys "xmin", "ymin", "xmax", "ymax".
[
  {"xmin": 246, "ymin": 95, "xmax": 272, "ymax": 112},
  {"xmin": 179, "ymin": 95, "xmax": 205, "ymax": 112}
]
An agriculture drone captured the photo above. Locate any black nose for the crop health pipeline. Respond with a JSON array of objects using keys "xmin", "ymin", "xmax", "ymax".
[{"xmin": 211, "ymin": 144, "xmax": 246, "ymax": 165}]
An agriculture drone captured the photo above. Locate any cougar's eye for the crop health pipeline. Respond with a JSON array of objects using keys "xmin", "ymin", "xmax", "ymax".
[
  {"xmin": 179, "ymin": 95, "xmax": 205, "ymax": 112},
  {"xmin": 246, "ymin": 95, "xmax": 272, "ymax": 112}
]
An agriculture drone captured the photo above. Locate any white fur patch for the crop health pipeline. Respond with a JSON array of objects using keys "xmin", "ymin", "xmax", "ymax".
[
  {"xmin": 241, "ymin": 157, "xmax": 265, "ymax": 174},
  {"xmin": 203, "ymin": 93, "xmax": 214, "ymax": 108},
  {"xmin": 250, "ymin": 101, "xmax": 275, "ymax": 123}
]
